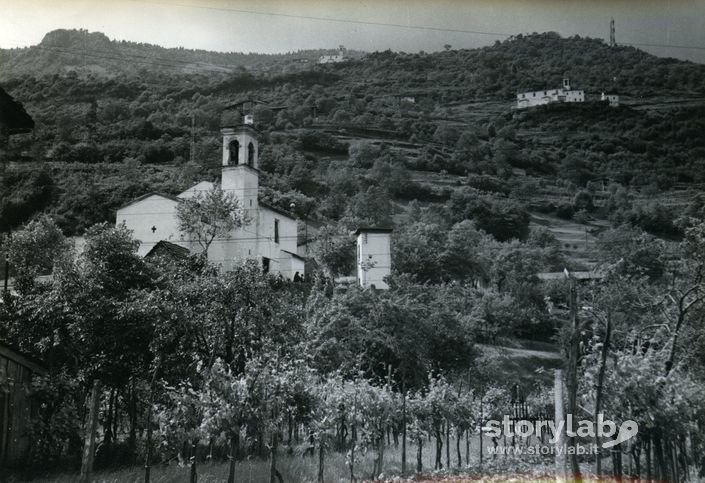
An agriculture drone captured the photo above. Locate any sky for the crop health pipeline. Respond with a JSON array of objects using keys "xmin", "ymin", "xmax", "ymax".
[{"xmin": 1, "ymin": 0, "xmax": 704, "ymax": 63}]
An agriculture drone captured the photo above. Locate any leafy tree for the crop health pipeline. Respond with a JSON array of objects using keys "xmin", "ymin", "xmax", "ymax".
[
  {"xmin": 597, "ymin": 225, "xmax": 667, "ymax": 280},
  {"xmin": 6, "ymin": 215, "xmax": 70, "ymax": 294},
  {"xmin": 341, "ymin": 186, "xmax": 394, "ymax": 228},
  {"xmin": 447, "ymin": 188, "xmax": 530, "ymax": 241},
  {"xmin": 313, "ymin": 223, "xmax": 356, "ymax": 277},
  {"xmin": 433, "ymin": 124, "xmax": 460, "ymax": 147},
  {"xmin": 392, "ymin": 223, "xmax": 447, "ymax": 282},
  {"xmin": 176, "ymin": 185, "xmax": 250, "ymax": 256},
  {"xmin": 440, "ymin": 221, "xmax": 493, "ymax": 283}
]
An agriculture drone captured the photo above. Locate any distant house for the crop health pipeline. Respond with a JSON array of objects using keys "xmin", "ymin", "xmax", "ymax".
[
  {"xmin": 601, "ymin": 92, "xmax": 620, "ymax": 107},
  {"xmin": 116, "ymin": 110, "xmax": 305, "ymax": 280},
  {"xmin": 516, "ymin": 78, "xmax": 585, "ymax": 109},
  {"xmin": 355, "ymin": 228, "xmax": 392, "ymax": 290},
  {"xmin": 318, "ymin": 47, "xmax": 345, "ymax": 64},
  {"xmin": 0, "ymin": 343, "xmax": 46, "ymax": 468},
  {"xmin": 399, "ymin": 96, "xmax": 416, "ymax": 106}
]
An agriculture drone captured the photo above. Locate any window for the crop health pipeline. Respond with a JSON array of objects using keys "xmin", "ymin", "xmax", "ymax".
[
  {"xmin": 274, "ymin": 219, "xmax": 280, "ymax": 244},
  {"xmin": 229, "ymin": 140, "xmax": 240, "ymax": 164},
  {"xmin": 247, "ymin": 142, "xmax": 255, "ymax": 166},
  {"xmin": 262, "ymin": 257, "xmax": 270, "ymax": 273}
]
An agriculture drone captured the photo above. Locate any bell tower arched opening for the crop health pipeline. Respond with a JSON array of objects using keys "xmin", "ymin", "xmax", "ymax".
[
  {"xmin": 247, "ymin": 142, "xmax": 255, "ymax": 167},
  {"xmin": 228, "ymin": 139, "xmax": 240, "ymax": 165}
]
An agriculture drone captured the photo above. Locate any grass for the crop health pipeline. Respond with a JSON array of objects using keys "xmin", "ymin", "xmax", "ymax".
[
  {"xmin": 13, "ymin": 435, "xmax": 654, "ymax": 482},
  {"xmin": 14, "ymin": 434, "xmax": 540, "ymax": 483}
]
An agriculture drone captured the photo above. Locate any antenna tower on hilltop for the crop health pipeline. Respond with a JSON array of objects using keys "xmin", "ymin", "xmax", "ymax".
[{"xmin": 610, "ymin": 17, "xmax": 616, "ymax": 47}]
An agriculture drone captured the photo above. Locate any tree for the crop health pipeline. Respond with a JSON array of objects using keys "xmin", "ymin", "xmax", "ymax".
[
  {"xmin": 314, "ymin": 223, "xmax": 356, "ymax": 277},
  {"xmin": 3, "ymin": 223, "xmax": 159, "ymax": 466},
  {"xmin": 597, "ymin": 225, "xmax": 667, "ymax": 280},
  {"xmin": 176, "ymin": 185, "xmax": 250, "ymax": 256},
  {"xmin": 447, "ymin": 187, "xmax": 530, "ymax": 241},
  {"xmin": 342, "ymin": 186, "xmax": 394, "ymax": 228},
  {"xmin": 440, "ymin": 221, "xmax": 493, "ymax": 283},
  {"xmin": 392, "ymin": 223, "xmax": 447, "ymax": 282},
  {"xmin": 433, "ymin": 124, "xmax": 460, "ymax": 147},
  {"xmin": 6, "ymin": 215, "xmax": 70, "ymax": 294}
]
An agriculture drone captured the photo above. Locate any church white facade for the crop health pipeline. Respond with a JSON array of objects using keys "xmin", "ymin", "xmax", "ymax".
[{"xmin": 116, "ymin": 122, "xmax": 305, "ymax": 280}]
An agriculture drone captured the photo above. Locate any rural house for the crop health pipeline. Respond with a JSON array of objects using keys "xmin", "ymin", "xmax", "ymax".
[
  {"xmin": 355, "ymin": 228, "xmax": 392, "ymax": 290},
  {"xmin": 516, "ymin": 78, "xmax": 585, "ymax": 109}
]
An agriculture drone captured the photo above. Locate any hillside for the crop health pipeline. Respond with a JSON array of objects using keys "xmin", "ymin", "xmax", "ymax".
[
  {"xmin": 0, "ymin": 29, "xmax": 359, "ymax": 79},
  {"xmin": 2, "ymin": 31, "xmax": 704, "ymax": 260}
]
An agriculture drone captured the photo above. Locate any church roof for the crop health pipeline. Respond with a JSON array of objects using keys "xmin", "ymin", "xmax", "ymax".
[
  {"xmin": 178, "ymin": 181, "xmax": 215, "ymax": 199},
  {"xmin": 281, "ymin": 249, "xmax": 306, "ymax": 261},
  {"xmin": 260, "ymin": 201, "xmax": 297, "ymax": 220},
  {"xmin": 117, "ymin": 192, "xmax": 181, "ymax": 211}
]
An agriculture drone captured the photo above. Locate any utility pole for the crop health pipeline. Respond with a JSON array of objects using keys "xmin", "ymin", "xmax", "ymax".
[
  {"xmin": 554, "ymin": 369, "xmax": 566, "ymax": 483},
  {"xmin": 190, "ymin": 112, "xmax": 196, "ymax": 163},
  {"xmin": 3, "ymin": 252, "xmax": 9, "ymax": 295},
  {"xmin": 565, "ymin": 270, "xmax": 582, "ymax": 480},
  {"xmin": 3, "ymin": 230, "xmax": 11, "ymax": 296},
  {"xmin": 80, "ymin": 379, "xmax": 102, "ymax": 483}
]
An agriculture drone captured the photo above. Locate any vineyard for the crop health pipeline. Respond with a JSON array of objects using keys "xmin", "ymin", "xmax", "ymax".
[{"xmin": 0, "ymin": 217, "xmax": 702, "ymax": 482}]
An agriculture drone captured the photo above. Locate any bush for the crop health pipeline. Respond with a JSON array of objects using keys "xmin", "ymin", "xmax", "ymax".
[
  {"xmin": 447, "ymin": 188, "xmax": 530, "ymax": 241},
  {"xmin": 573, "ymin": 190, "xmax": 595, "ymax": 212},
  {"xmin": 555, "ymin": 203, "xmax": 574, "ymax": 220},
  {"xmin": 466, "ymin": 175, "xmax": 510, "ymax": 195}
]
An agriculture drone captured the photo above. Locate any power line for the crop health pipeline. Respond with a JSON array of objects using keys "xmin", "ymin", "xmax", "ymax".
[
  {"xmin": 128, "ymin": 1, "xmax": 705, "ymax": 53},
  {"xmin": 621, "ymin": 41, "xmax": 705, "ymax": 52},
  {"xmin": 127, "ymin": 0, "xmax": 512, "ymax": 38}
]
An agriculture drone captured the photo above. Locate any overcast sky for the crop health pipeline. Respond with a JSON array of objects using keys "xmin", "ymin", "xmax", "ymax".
[{"xmin": 1, "ymin": 0, "xmax": 704, "ymax": 63}]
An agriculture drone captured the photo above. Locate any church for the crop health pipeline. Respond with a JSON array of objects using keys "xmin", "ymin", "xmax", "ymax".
[{"xmin": 116, "ymin": 114, "xmax": 306, "ymax": 280}]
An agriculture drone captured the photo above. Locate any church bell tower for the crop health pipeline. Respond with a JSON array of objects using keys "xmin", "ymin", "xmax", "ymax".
[{"xmin": 221, "ymin": 115, "xmax": 259, "ymax": 213}]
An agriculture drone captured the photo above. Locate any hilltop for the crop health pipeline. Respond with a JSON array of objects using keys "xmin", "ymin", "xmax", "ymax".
[{"xmin": 0, "ymin": 28, "xmax": 359, "ymax": 79}]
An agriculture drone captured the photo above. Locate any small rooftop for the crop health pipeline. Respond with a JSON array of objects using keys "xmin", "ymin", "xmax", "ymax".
[{"xmin": 353, "ymin": 227, "xmax": 393, "ymax": 236}]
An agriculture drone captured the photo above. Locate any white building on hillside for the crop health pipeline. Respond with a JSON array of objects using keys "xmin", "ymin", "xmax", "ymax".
[
  {"xmin": 356, "ymin": 228, "xmax": 392, "ymax": 290},
  {"xmin": 516, "ymin": 78, "xmax": 584, "ymax": 109},
  {"xmin": 601, "ymin": 92, "xmax": 619, "ymax": 107},
  {"xmin": 318, "ymin": 47, "xmax": 345, "ymax": 64},
  {"xmin": 116, "ymin": 118, "xmax": 305, "ymax": 279}
]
